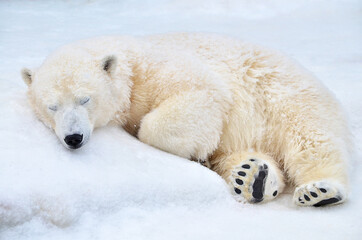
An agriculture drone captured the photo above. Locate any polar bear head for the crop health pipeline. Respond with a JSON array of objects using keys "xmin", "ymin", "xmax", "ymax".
[{"xmin": 22, "ymin": 47, "xmax": 133, "ymax": 149}]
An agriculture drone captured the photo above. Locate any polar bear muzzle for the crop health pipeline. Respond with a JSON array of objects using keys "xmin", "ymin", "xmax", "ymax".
[{"xmin": 54, "ymin": 106, "xmax": 92, "ymax": 150}]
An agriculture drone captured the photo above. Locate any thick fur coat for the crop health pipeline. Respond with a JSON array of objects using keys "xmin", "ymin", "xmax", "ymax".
[{"xmin": 22, "ymin": 33, "xmax": 351, "ymax": 206}]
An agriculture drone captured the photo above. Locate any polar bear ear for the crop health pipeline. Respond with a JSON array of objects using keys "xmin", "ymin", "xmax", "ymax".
[
  {"xmin": 21, "ymin": 68, "xmax": 33, "ymax": 86},
  {"xmin": 101, "ymin": 55, "xmax": 117, "ymax": 75}
]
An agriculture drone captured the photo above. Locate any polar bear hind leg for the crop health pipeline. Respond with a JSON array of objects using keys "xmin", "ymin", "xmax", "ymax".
[
  {"xmin": 284, "ymin": 127, "xmax": 349, "ymax": 207},
  {"xmin": 288, "ymin": 148, "xmax": 348, "ymax": 207},
  {"xmin": 293, "ymin": 180, "xmax": 346, "ymax": 207}
]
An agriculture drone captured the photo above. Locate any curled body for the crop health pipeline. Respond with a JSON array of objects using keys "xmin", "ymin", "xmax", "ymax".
[{"xmin": 22, "ymin": 33, "xmax": 352, "ymax": 207}]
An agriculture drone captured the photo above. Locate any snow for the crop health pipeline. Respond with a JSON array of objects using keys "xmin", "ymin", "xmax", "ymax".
[{"xmin": 0, "ymin": 0, "xmax": 361, "ymax": 239}]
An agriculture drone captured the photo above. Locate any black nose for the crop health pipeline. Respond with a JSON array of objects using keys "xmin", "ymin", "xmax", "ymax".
[{"xmin": 64, "ymin": 134, "xmax": 83, "ymax": 148}]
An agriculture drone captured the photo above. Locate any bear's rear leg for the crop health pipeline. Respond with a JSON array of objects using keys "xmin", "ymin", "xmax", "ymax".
[
  {"xmin": 285, "ymin": 145, "xmax": 349, "ymax": 207},
  {"xmin": 293, "ymin": 180, "xmax": 347, "ymax": 207},
  {"xmin": 212, "ymin": 152, "xmax": 285, "ymax": 203}
]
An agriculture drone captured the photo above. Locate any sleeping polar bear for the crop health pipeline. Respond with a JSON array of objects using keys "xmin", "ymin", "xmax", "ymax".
[{"xmin": 22, "ymin": 33, "xmax": 352, "ymax": 207}]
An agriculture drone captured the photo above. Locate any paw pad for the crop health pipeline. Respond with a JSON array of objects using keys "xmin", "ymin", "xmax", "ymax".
[
  {"xmin": 304, "ymin": 194, "xmax": 310, "ymax": 201},
  {"xmin": 242, "ymin": 164, "xmax": 250, "ymax": 169},
  {"xmin": 294, "ymin": 181, "xmax": 345, "ymax": 207},
  {"xmin": 235, "ymin": 179, "xmax": 244, "ymax": 185},
  {"xmin": 310, "ymin": 192, "xmax": 318, "ymax": 198},
  {"xmin": 230, "ymin": 158, "xmax": 280, "ymax": 203}
]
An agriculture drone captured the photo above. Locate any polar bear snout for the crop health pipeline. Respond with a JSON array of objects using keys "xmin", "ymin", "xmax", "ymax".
[
  {"xmin": 54, "ymin": 107, "xmax": 92, "ymax": 150},
  {"xmin": 64, "ymin": 134, "xmax": 83, "ymax": 149}
]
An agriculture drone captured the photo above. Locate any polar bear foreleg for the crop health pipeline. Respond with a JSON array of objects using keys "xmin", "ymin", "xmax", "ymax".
[{"xmin": 138, "ymin": 90, "xmax": 226, "ymax": 161}]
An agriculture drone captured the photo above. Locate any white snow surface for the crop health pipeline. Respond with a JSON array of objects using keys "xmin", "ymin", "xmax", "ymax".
[{"xmin": 0, "ymin": 0, "xmax": 361, "ymax": 239}]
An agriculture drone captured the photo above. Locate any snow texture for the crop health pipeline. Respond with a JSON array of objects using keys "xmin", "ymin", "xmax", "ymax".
[{"xmin": 0, "ymin": 0, "xmax": 361, "ymax": 239}]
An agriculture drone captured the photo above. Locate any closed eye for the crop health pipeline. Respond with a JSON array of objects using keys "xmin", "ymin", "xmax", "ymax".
[
  {"xmin": 80, "ymin": 97, "xmax": 90, "ymax": 105},
  {"xmin": 48, "ymin": 105, "xmax": 58, "ymax": 111}
]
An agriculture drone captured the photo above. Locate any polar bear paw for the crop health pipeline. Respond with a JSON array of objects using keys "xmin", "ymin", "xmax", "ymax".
[
  {"xmin": 293, "ymin": 180, "xmax": 346, "ymax": 207},
  {"xmin": 230, "ymin": 158, "xmax": 281, "ymax": 203}
]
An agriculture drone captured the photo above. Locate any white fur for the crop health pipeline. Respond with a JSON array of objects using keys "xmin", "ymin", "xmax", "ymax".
[
  {"xmin": 22, "ymin": 33, "xmax": 352, "ymax": 206},
  {"xmin": 54, "ymin": 106, "xmax": 92, "ymax": 149}
]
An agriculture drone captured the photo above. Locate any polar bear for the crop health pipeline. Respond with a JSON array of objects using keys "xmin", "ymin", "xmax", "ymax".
[{"xmin": 21, "ymin": 33, "xmax": 351, "ymax": 207}]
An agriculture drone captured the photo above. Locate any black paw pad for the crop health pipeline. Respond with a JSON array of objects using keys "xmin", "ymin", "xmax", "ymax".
[
  {"xmin": 319, "ymin": 188, "xmax": 327, "ymax": 193},
  {"xmin": 236, "ymin": 179, "xmax": 244, "ymax": 185},
  {"xmin": 273, "ymin": 191, "xmax": 278, "ymax": 197},
  {"xmin": 238, "ymin": 171, "xmax": 246, "ymax": 176},
  {"xmin": 310, "ymin": 192, "xmax": 318, "ymax": 198},
  {"xmin": 313, "ymin": 197, "xmax": 341, "ymax": 207},
  {"xmin": 234, "ymin": 187, "xmax": 241, "ymax": 194},
  {"xmin": 249, "ymin": 159, "xmax": 255, "ymax": 162},
  {"xmin": 252, "ymin": 198, "xmax": 263, "ymax": 203},
  {"xmin": 304, "ymin": 194, "xmax": 310, "ymax": 201},
  {"xmin": 252, "ymin": 168, "xmax": 268, "ymax": 201},
  {"xmin": 258, "ymin": 170, "xmax": 266, "ymax": 178},
  {"xmin": 242, "ymin": 164, "xmax": 250, "ymax": 169}
]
